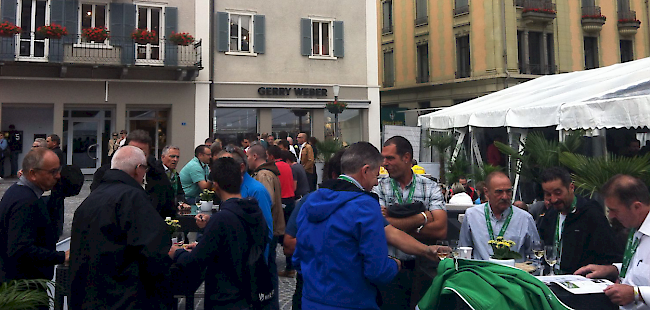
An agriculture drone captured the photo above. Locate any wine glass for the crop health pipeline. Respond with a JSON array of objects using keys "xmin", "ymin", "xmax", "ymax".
[
  {"xmin": 174, "ymin": 232, "xmax": 185, "ymax": 246},
  {"xmin": 544, "ymin": 245, "xmax": 558, "ymax": 276},
  {"xmin": 450, "ymin": 240, "xmax": 460, "ymax": 258},
  {"xmin": 436, "ymin": 240, "xmax": 451, "ymax": 260},
  {"xmin": 532, "ymin": 240, "xmax": 544, "ymax": 273}
]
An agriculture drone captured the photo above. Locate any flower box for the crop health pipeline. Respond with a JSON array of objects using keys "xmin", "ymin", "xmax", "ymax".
[
  {"xmin": 0, "ymin": 21, "xmax": 21, "ymax": 37},
  {"xmin": 82, "ymin": 27, "xmax": 109, "ymax": 42},
  {"xmin": 168, "ymin": 32, "xmax": 195, "ymax": 46},
  {"xmin": 36, "ymin": 24, "xmax": 68, "ymax": 39},
  {"xmin": 132, "ymin": 29, "xmax": 158, "ymax": 44},
  {"xmin": 326, "ymin": 101, "xmax": 348, "ymax": 114}
]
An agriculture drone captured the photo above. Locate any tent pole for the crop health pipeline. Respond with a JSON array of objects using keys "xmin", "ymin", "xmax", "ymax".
[{"xmin": 512, "ymin": 129, "xmax": 527, "ymax": 202}]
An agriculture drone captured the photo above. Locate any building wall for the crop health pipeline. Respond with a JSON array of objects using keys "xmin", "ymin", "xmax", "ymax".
[{"xmin": 380, "ymin": 0, "xmax": 650, "ymax": 125}]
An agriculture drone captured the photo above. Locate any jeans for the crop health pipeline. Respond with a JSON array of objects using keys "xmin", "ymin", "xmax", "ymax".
[{"xmin": 10, "ymin": 151, "xmax": 19, "ymax": 176}]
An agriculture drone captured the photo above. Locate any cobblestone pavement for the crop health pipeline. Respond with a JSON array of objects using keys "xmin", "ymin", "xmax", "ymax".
[{"xmin": 0, "ymin": 177, "xmax": 297, "ymax": 310}]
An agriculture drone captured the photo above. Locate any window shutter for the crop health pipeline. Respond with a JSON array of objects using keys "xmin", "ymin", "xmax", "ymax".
[
  {"xmin": 216, "ymin": 12, "xmax": 228, "ymax": 52},
  {"xmin": 300, "ymin": 18, "xmax": 311, "ymax": 56},
  {"xmin": 109, "ymin": 3, "xmax": 124, "ymax": 47},
  {"xmin": 164, "ymin": 7, "xmax": 178, "ymax": 66},
  {"xmin": 254, "ymin": 15, "xmax": 265, "ymax": 54},
  {"xmin": 333, "ymin": 21, "xmax": 344, "ymax": 57},
  {"xmin": 0, "ymin": 0, "xmax": 17, "ymax": 61},
  {"xmin": 49, "ymin": 0, "xmax": 65, "ymax": 63},
  {"xmin": 121, "ymin": 3, "xmax": 136, "ymax": 65},
  {"xmin": 64, "ymin": 0, "xmax": 78, "ymax": 37}
]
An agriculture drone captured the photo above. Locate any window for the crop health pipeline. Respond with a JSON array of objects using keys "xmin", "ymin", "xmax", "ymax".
[
  {"xmin": 517, "ymin": 31, "xmax": 555, "ymax": 75},
  {"xmin": 383, "ymin": 51, "xmax": 394, "ymax": 87},
  {"xmin": 80, "ymin": 3, "xmax": 108, "ymax": 43},
  {"xmin": 325, "ymin": 109, "xmax": 362, "ymax": 144},
  {"xmin": 454, "ymin": 0, "xmax": 469, "ymax": 15},
  {"xmin": 621, "ymin": 40, "xmax": 634, "ymax": 63},
  {"xmin": 618, "ymin": 0, "xmax": 630, "ymax": 12},
  {"xmin": 382, "ymin": 0, "xmax": 393, "ymax": 34},
  {"xmin": 312, "ymin": 20, "xmax": 332, "ymax": 56},
  {"xmin": 272, "ymin": 109, "xmax": 311, "ymax": 137},
  {"xmin": 416, "ymin": 44, "xmax": 429, "ymax": 83},
  {"xmin": 213, "ymin": 108, "xmax": 258, "ymax": 144},
  {"xmin": 18, "ymin": 0, "xmax": 48, "ymax": 58},
  {"xmin": 415, "ymin": 0, "xmax": 427, "ymax": 25},
  {"xmin": 584, "ymin": 37, "xmax": 599, "ymax": 69},
  {"xmin": 136, "ymin": 6, "xmax": 163, "ymax": 63},
  {"xmin": 229, "ymin": 13, "xmax": 253, "ymax": 53},
  {"xmin": 456, "ymin": 35, "xmax": 471, "ymax": 78}
]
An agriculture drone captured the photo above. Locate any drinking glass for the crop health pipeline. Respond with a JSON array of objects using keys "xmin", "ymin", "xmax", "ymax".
[
  {"xmin": 174, "ymin": 232, "xmax": 185, "ymax": 246},
  {"xmin": 544, "ymin": 245, "xmax": 558, "ymax": 276},
  {"xmin": 450, "ymin": 240, "xmax": 460, "ymax": 258},
  {"xmin": 436, "ymin": 240, "xmax": 451, "ymax": 260},
  {"xmin": 532, "ymin": 240, "xmax": 544, "ymax": 272}
]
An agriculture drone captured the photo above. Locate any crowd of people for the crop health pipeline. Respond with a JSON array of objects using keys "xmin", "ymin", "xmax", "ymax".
[{"xmin": 0, "ymin": 128, "xmax": 649, "ymax": 310}]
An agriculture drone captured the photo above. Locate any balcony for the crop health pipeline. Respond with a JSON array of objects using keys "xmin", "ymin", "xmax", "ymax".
[
  {"xmin": 416, "ymin": 76, "xmax": 429, "ymax": 83},
  {"xmin": 618, "ymin": 10, "xmax": 641, "ymax": 37},
  {"xmin": 520, "ymin": 64, "xmax": 556, "ymax": 75},
  {"xmin": 453, "ymin": 5, "xmax": 469, "ymax": 16},
  {"xmin": 415, "ymin": 16, "xmax": 428, "ymax": 26},
  {"xmin": 581, "ymin": 6, "xmax": 606, "ymax": 33},
  {"xmin": 455, "ymin": 70, "xmax": 471, "ymax": 79},
  {"xmin": 0, "ymin": 34, "xmax": 202, "ymax": 80},
  {"xmin": 520, "ymin": 0, "xmax": 557, "ymax": 23}
]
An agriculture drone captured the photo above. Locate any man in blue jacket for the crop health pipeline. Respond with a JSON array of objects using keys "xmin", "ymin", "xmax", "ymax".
[{"xmin": 293, "ymin": 142, "xmax": 400, "ymax": 310}]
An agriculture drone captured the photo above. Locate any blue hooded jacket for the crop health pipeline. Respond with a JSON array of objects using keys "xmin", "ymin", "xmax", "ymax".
[{"xmin": 293, "ymin": 179, "xmax": 398, "ymax": 310}]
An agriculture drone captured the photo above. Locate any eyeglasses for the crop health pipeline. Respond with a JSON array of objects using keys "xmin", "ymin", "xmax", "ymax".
[
  {"xmin": 34, "ymin": 166, "xmax": 62, "ymax": 176},
  {"xmin": 136, "ymin": 164, "xmax": 149, "ymax": 173}
]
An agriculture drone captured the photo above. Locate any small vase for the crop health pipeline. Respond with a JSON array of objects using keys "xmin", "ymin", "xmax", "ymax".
[
  {"xmin": 200, "ymin": 201, "xmax": 213, "ymax": 212},
  {"xmin": 488, "ymin": 258, "xmax": 516, "ymax": 267}
]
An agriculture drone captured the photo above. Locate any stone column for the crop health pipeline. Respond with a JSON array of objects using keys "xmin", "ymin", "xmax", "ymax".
[
  {"xmin": 311, "ymin": 109, "xmax": 325, "ymax": 142},
  {"xmin": 116, "ymin": 102, "xmax": 126, "ymax": 133},
  {"xmin": 53, "ymin": 102, "xmax": 64, "ymax": 137},
  {"xmin": 258, "ymin": 108, "xmax": 272, "ymax": 136},
  {"xmin": 523, "ymin": 30, "xmax": 530, "ymax": 74},
  {"xmin": 542, "ymin": 31, "xmax": 549, "ymax": 74}
]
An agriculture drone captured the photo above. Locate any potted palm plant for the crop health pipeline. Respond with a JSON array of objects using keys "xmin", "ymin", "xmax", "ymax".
[{"xmin": 0, "ymin": 279, "xmax": 54, "ymax": 310}]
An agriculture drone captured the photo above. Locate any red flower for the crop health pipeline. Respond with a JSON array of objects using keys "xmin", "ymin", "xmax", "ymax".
[
  {"xmin": 36, "ymin": 23, "xmax": 68, "ymax": 39},
  {"xmin": 168, "ymin": 32, "xmax": 195, "ymax": 46}
]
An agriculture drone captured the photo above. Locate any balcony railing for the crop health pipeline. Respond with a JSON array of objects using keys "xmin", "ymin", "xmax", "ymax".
[
  {"xmin": 415, "ymin": 16, "xmax": 428, "ymax": 26},
  {"xmin": 520, "ymin": 0, "xmax": 556, "ymax": 13},
  {"xmin": 582, "ymin": 6, "xmax": 602, "ymax": 18},
  {"xmin": 454, "ymin": 5, "xmax": 470, "ymax": 15},
  {"xmin": 618, "ymin": 10, "xmax": 639, "ymax": 23},
  {"xmin": 0, "ymin": 34, "xmax": 202, "ymax": 68}
]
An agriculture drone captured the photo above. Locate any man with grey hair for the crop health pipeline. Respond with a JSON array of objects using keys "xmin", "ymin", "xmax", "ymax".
[
  {"xmin": 70, "ymin": 146, "xmax": 174, "ymax": 309},
  {"xmin": 32, "ymin": 138, "xmax": 47, "ymax": 149},
  {"xmin": 293, "ymin": 142, "xmax": 400, "ymax": 309},
  {"xmin": 160, "ymin": 145, "xmax": 188, "ymax": 210},
  {"xmin": 0, "ymin": 147, "xmax": 68, "ymax": 283}
]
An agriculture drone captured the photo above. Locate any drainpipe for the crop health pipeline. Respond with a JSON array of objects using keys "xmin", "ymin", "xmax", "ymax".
[
  {"xmin": 646, "ymin": 0, "xmax": 650, "ymax": 56},
  {"xmin": 502, "ymin": 0, "xmax": 511, "ymax": 89},
  {"xmin": 209, "ymin": 0, "xmax": 216, "ymax": 137}
]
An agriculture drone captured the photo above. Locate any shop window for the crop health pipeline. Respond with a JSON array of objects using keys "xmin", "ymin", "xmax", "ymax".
[
  {"xmin": 271, "ymin": 109, "xmax": 311, "ymax": 139},
  {"xmin": 325, "ymin": 109, "xmax": 362, "ymax": 145},
  {"xmin": 214, "ymin": 108, "xmax": 258, "ymax": 145}
]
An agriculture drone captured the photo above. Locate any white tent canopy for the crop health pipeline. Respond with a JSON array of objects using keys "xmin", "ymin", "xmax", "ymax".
[{"xmin": 418, "ymin": 57, "xmax": 650, "ymax": 130}]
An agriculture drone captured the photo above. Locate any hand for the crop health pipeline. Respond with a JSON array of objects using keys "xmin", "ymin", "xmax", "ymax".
[
  {"xmin": 604, "ymin": 284, "xmax": 635, "ymax": 306},
  {"xmin": 168, "ymin": 245, "xmax": 182, "ymax": 259},
  {"xmin": 423, "ymin": 245, "xmax": 440, "ymax": 261},
  {"xmin": 178, "ymin": 203, "xmax": 191, "ymax": 211},
  {"xmin": 574, "ymin": 264, "xmax": 619, "ymax": 279},
  {"xmin": 184, "ymin": 242, "xmax": 198, "ymax": 251},
  {"xmin": 64, "ymin": 250, "xmax": 70, "ymax": 265},
  {"xmin": 195, "ymin": 214, "xmax": 210, "ymax": 229},
  {"xmin": 381, "ymin": 206, "xmax": 388, "ymax": 218},
  {"xmin": 390, "ymin": 257, "xmax": 401, "ymax": 271}
]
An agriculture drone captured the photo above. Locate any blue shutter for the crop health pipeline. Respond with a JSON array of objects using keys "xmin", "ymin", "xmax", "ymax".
[
  {"xmin": 49, "ymin": 0, "xmax": 65, "ymax": 62},
  {"xmin": 64, "ymin": 0, "xmax": 78, "ymax": 37},
  {"xmin": 164, "ymin": 7, "xmax": 177, "ymax": 66},
  {"xmin": 121, "ymin": 3, "xmax": 136, "ymax": 65},
  {"xmin": 253, "ymin": 15, "xmax": 265, "ymax": 54},
  {"xmin": 216, "ymin": 12, "xmax": 228, "ymax": 52},
  {"xmin": 300, "ymin": 18, "xmax": 311, "ymax": 56},
  {"xmin": 109, "ymin": 2, "xmax": 124, "ymax": 47},
  {"xmin": 0, "ymin": 0, "xmax": 17, "ymax": 61},
  {"xmin": 333, "ymin": 21, "xmax": 344, "ymax": 58}
]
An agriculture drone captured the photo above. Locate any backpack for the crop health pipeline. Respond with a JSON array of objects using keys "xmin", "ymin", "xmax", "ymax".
[
  {"xmin": 56, "ymin": 165, "xmax": 84, "ymax": 197},
  {"xmin": 224, "ymin": 208, "xmax": 274, "ymax": 309}
]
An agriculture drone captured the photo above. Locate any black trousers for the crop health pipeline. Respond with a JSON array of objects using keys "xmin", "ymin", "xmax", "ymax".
[{"xmin": 292, "ymin": 272, "xmax": 303, "ymax": 310}]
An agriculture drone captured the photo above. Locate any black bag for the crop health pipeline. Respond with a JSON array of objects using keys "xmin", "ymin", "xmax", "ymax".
[
  {"xmin": 56, "ymin": 165, "xmax": 84, "ymax": 197},
  {"xmin": 386, "ymin": 201, "xmax": 427, "ymax": 218},
  {"xmin": 246, "ymin": 243, "xmax": 274, "ymax": 309}
]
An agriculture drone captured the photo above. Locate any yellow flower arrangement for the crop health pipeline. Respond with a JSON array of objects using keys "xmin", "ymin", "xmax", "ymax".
[
  {"xmin": 489, "ymin": 236, "xmax": 521, "ymax": 260},
  {"xmin": 165, "ymin": 217, "xmax": 181, "ymax": 234}
]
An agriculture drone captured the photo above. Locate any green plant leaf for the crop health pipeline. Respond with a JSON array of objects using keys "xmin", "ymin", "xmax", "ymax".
[
  {"xmin": 0, "ymin": 279, "xmax": 55, "ymax": 310},
  {"xmin": 316, "ymin": 139, "xmax": 344, "ymax": 162}
]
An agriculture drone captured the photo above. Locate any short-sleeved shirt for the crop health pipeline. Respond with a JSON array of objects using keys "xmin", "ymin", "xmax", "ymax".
[
  {"xmin": 372, "ymin": 174, "xmax": 446, "ymax": 260},
  {"xmin": 179, "ymin": 157, "xmax": 210, "ymax": 199},
  {"xmin": 274, "ymin": 160, "xmax": 295, "ymax": 199},
  {"xmin": 290, "ymin": 163, "xmax": 310, "ymax": 198}
]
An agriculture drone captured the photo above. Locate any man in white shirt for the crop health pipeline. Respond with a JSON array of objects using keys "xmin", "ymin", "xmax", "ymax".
[{"xmin": 575, "ymin": 174, "xmax": 650, "ymax": 309}]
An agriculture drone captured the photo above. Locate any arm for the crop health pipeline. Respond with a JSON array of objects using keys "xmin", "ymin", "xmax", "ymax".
[
  {"xmin": 384, "ymin": 212, "xmax": 428, "ymax": 233},
  {"xmin": 385, "ymin": 225, "xmax": 438, "ymax": 261},
  {"xmin": 415, "ymin": 182, "xmax": 448, "ymax": 240},
  {"xmin": 303, "ymin": 147, "xmax": 315, "ymax": 171},
  {"xmin": 284, "ymin": 235, "xmax": 296, "ymax": 256}
]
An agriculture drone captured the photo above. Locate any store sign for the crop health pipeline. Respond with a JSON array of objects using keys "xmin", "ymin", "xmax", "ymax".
[
  {"xmin": 381, "ymin": 107, "xmax": 406, "ymax": 126},
  {"xmin": 258, "ymin": 87, "xmax": 328, "ymax": 97}
]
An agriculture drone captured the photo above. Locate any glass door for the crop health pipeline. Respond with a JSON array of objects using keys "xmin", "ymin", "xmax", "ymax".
[
  {"xmin": 66, "ymin": 121, "xmax": 102, "ymax": 174},
  {"xmin": 136, "ymin": 6, "xmax": 163, "ymax": 64},
  {"xmin": 18, "ymin": 0, "xmax": 48, "ymax": 59}
]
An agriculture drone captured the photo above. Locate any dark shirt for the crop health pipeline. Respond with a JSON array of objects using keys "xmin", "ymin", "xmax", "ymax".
[
  {"xmin": 290, "ymin": 162, "xmax": 310, "ymax": 198},
  {"xmin": 69, "ymin": 169, "xmax": 174, "ymax": 309},
  {"xmin": 0, "ymin": 179, "xmax": 65, "ymax": 282},
  {"xmin": 51, "ymin": 146, "xmax": 66, "ymax": 166},
  {"xmin": 7, "ymin": 130, "xmax": 23, "ymax": 152},
  {"xmin": 537, "ymin": 195, "xmax": 623, "ymax": 274}
]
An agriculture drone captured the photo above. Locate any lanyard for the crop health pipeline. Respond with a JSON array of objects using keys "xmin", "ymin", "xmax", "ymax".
[
  {"xmin": 338, "ymin": 175, "xmax": 362, "ymax": 190},
  {"xmin": 620, "ymin": 228, "xmax": 641, "ymax": 278},
  {"xmin": 390, "ymin": 176, "xmax": 417, "ymax": 205},
  {"xmin": 484, "ymin": 203, "xmax": 513, "ymax": 240},
  {"xmin": 169, "ymin": 170, "xmax": 178, "ymax": 193},
  {"xmin": 554, "ymin": 196, "xmax": 577, "ymax": 270}
]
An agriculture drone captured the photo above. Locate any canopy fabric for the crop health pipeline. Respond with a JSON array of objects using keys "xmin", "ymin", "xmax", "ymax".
[{"xmin": 418, "ymin": 57, "xmax": 650, "ymax": 130}]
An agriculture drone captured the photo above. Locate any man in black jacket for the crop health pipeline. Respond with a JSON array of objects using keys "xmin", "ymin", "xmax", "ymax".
[
  {"xmin": 169, "ymin": 157, "xmax": 267, "ymax": 310},
  {"xmin": 0, "ymin": 148, "xmax": 68, "ymax": 283},
  {"xmin": 537, "ymin": 167, "xmax": 623, "ymax": 274},
  {"xmin": 91, "ymin": 129, "xmax": 177, "ymax": 219},
  {"xmin": 46, "ymin": 134, "xmax": 66, "ymax": 237},
  {"xmin": 70, "ymin": 146, "xmax": 174, "ymax": 309}
]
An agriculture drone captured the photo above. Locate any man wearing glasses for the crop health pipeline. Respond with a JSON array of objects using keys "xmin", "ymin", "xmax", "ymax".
[
  {"xmin": 180, "ymin": 145, "xmax": 212, "ymax": 204},
  {"xmin": 459, "ymin": 171, "xmax": 540, "ymax": 261},
  {"xmin": 70, "ymin": 146, "xmax": 174, "ymax": 309},
  {"xmin": 0, "ymin": 147, "xmax": 69, "ymax": 283}
]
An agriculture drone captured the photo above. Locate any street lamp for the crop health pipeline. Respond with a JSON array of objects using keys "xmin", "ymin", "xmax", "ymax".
[{"xmin": 332, "ymin": 85, "xmax": 340, "ymax": 139}]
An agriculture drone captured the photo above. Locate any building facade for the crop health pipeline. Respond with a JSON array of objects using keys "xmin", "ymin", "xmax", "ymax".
[
  {"xmin": 379, "ymin": 0, "xmax": 650, "ymax": 126},
  {"xmin": 212, "ymin": 0, "xmax": 381, "ymax": 148},
  {"xmin": 0, "ymin": 0, "xmax": 209, "ymax": 173}
]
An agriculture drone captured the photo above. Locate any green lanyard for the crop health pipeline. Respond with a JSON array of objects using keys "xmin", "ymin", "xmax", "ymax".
[
  {"xmin": 390, "ymin": 177, "xmax": 417, "ymax": 205},
  {"xmin": 484, "ymin": 203, "xmax": 514, "ymax": 240},
  {"xmin": 620, "ymin": 228, "xmax": 641, "ymax": 278},
  {"xmin": 553, "ymin": 196, "xmax": 577, "ymax": 271},
  {"xmin": 338, "ymin": 175, "xmax": 361, "ymax": 189},
  {"xmin": 169, "ymin": 170, "xmax": 178, "ymax": 194}
]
